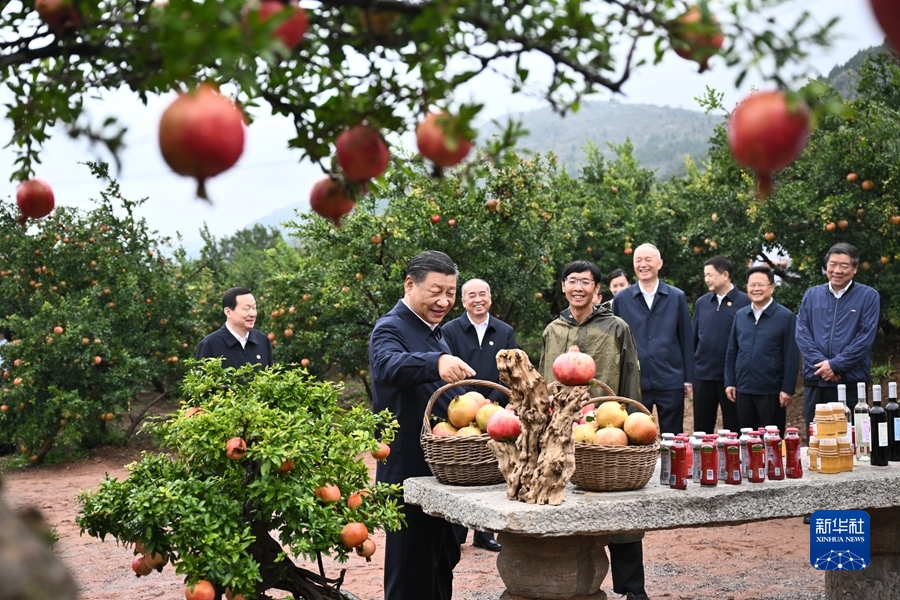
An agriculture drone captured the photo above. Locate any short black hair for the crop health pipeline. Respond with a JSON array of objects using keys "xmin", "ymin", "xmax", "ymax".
[
  {"xmin": 223, "ymin": 287, "xmax": 253, "ymax": 310},
  {"xmin": 704, "ymin": 256, "xmax": 734, "ymax": 280},
  {"xmin": 825, "ymin": 243, "xmax": 860, "ymax": 267},
  {"xmin": 746, "ymin": 265, "xmax": 775, "ymax": 284},
  {"xmin": 607, "ymin": 268, "xmax": 629, "ymax": 285},
  {"xmin": 562, "ymin": 260, "xmax": 602, "ymax": 283},
  {"xmin": 406, "ymin": 251, "xmax": 458, "ymax": 284}
]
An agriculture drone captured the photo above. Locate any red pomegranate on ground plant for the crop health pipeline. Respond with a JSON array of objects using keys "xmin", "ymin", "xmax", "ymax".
[
  {"xmin": 16, "ymin": 178, "xmax": 55, "ymax": 225},
  {"xmin": 552, "ymin": 346, "xmax": 597, "ymax": 386},
  {"xmin": 242, "ymin": 0, "xmax": 308, "ymax": 49},
  {"xmin": 185, "ymin": 580, "xmax": 216, "ymax": 600},
  {"xmin": 415, "ymin": 112, "xmax": 473, "ymax": 169},
  {"xmin": 158, "ymin": 84, "xmax": 246, "ymax": 202},
  {"xmin": 669, "ymin": 5, "xmax": 724, "ymax": 73},
  {"xmin": 340, "ymin": 522, "xmax": 369, "ymax": 548},
  {"xmin": 336, "ymin": 124, "xmax": 390, "ymax": 182},
  {"xmin": 870, "ymin": 0, "xmax": 900, "ymax": 52},
  {"xmin": 131, "ymin": 555, "xmax": 152, "ymax": 577},
  {"xmin": 225, "ymin": 437, "xmax": 247, "ymax": 460},
  {"xmin": 727, "ymin": 90, "xmax": 809, "ymax": 200},
  {"xmin": 355, "ymin": 538, "xmax": 377, "ymax": 558},
  {"xmin": 309, "ymin": 176, "xmax": 357, "ymax": 226}
]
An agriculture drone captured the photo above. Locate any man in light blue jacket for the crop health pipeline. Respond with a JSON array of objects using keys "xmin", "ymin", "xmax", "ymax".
[{"xmin": 796, "ymin": 243, "xmax": 880, "ymax": 436}]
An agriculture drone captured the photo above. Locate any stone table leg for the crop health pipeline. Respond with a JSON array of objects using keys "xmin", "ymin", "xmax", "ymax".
[
  {"xmin": 495, "ymin": 532, "xmax": 609, "ymax": 600},
  {"xmin": 826, "ymin": 506, "xmax": 900, "ymax": 600}
]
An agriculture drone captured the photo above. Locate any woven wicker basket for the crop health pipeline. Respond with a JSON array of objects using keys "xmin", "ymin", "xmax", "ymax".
[
  {"xmin": 571, "ymin": 395, "xmax": 660, "ymax": 492},
  {"xmin": 420, "ymin": 379, "xmax": 509, "ymax": 486}
]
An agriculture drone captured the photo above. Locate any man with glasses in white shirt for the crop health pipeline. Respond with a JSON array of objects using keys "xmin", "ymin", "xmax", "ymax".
[{"xmin": 796, "ymin": 243, "xmax": 880, "ymax": 437}]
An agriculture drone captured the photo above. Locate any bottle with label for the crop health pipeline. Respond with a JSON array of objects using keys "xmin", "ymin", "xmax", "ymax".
[
  {"xmin": 683, "ymin": 433, "xmax": 694, "ymax": 481},
  {"xmin": 660, "ymin": 433, "xmax": 674, "ymax": 485},
  {"xmin": 808, "ymin": 436, "xmax": 819, "ymax": 472},
  {"xmin": 739, "ymin": 428, "xmax": 752, "ymax": 479},
  {"xmin": 700, "ymin": 435, "xmax": 718, "ymax": 486},
  {"xmin": 784, "ymin": 427, "xmax": 802, "ymax": 478},
  {"xmin": 747, "ymin": 436, "xmax": 765, "ymax": 482},
  {"xmin": 854, "ymin": 382, "xmax": 871, "ymax": 462},
  {"xmin": 691, "ymin": 433, "xmax": 704, "ymax": 484},
  {"xmin": 837, "ymin": 385, "xmax": 851, "ymax": 434},
  {"xmin": 669, "ymin": 436, "xmax": 687, "ymax": 490},
  {"xmin": 724, "ymin": 435, "xmax": 741, "ymax": 484},
  {"xmin": 764, "ymin": 425, "xmax": 784, "ymax": 480},
  {"xmin": 870, "ymin": 384, "xmax": 889, "ymax": 466},
  {"xmin": 716, "ymin": 430, "xmax": 729, "ymax": 481},
  {"xmin": 886, "ymin": 382, "xmax": 900, "ymax": 462}
]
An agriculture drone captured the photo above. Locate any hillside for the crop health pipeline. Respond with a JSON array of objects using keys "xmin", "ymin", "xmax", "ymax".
[{"xmin": 484, "ymin": 101, "xmax": 722, "ymax": 180}]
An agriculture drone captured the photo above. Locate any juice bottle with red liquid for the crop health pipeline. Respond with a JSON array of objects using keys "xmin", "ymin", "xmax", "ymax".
[
  {"xmin": 682, "ymin": 434, "xmax": 694, "ymax": 481},
  {"xmin": 724, "ymin": 435, "xmax": 742, "ymax": 484},
  {"xmin": 739, "ymin": 428, "xmax": 752, "ymax": 479},
  {"xmin": 670, "ymin": 436, "xmax": 687, "ymax": 490},
  {"xmin": 784, "ymin": 427, "xmax": 803, "ymax": 478},
  {"xmin": 764, "ymin": 425, "xmax": 784, "ymax": 480},
  {"xmin": 700, "ymin": 435, "xmax": 718, "ymax": 486},
  {"xmin": 747, "ymin": 436, "xmax": 765, "ymax": 482}
]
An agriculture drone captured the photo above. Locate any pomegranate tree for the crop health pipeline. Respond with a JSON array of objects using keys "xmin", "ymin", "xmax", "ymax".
[
  {"xmin": 551, "ymin": 345, "xmax": 597, "ymax": 386},
  {"xmin": 870, "ymin": 0, "xmax": 900, "ymax": 52},
  {"xmin": 242, "ymin": 0, "xmax": 308, "ymax": 50},
  {"xmin": 727, "ymin": 90, "xmax": 809, "ymax": 200},
  {"xmin": 158, "ymin": 84, "xmax": 246, "ymax": 202},
  {"xmin": 415, "ymin": 112, "xmax": 473, "ymax": 169},
  {"xmin": 336, "ymin": 124, "xmax": 390, "ymax": 183},
  {"xmin": 15, "ymin": 178, "xmax": 55, "ymax": 225},
  {"xmin": 308, "ymin": 176, "xmax": 357, "ymax": 226},
  {"xmin": 669, "ymin": 6, "xmax": 724, "ymax": 73}
]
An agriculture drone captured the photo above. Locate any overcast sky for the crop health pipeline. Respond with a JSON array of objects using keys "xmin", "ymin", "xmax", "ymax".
[{"xmin": 0, "ymin": 0, "xmax": 887, "ymax": 252}]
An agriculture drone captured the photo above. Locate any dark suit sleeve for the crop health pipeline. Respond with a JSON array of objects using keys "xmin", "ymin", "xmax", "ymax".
[
  {"xmin": 692, "ymin": 300, "xmax": 700, "ymax": 353},
  {"xmin": 782, "ymin": 312, "xmax": 800, "ymax": 395},
  {"xmin": 371, "ymin": 320, "xmax": 443, "ymax": 389},
  {"xmin": 678, "ymin": 293, "xmax": 694, "ymax": 384},
  {"xmin": 724, "ymin": 317, "xmax": 738, "ymax": 389},
  {"xmin": 195, "ymin": 336, "xmax": 214, "ymax": 361}
]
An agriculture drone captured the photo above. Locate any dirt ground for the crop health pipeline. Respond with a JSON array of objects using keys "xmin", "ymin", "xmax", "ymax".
[{"xmin": 0, "ymin": 397, "xmax": 823, "ymax": 600}]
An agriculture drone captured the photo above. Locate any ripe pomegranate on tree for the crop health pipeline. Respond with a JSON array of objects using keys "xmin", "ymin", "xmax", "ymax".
[
  {"xmin": 242, "ymin": 0, "xmax": 308, "ymax": 49},
  {"xmin": 35, "ymin": 0, "xmax": 81, "ymax": 36},
  {"xmin": 870, "ymin": 0, "xmax": 900, "ymax": 52},
  {"xmin": 668, "ymin": 5, "xmax": 724, "ymax": 73},
  {"xmin": 415, "ymin": 112, "xmax": 474, "ymax": 170},
  {"xmin": 336, "ymin": 124, "xmax": 390, "ymax": 183},
  {"xmin": 551, "ymin": 346, "xmax": 597, "ymax": 386},
  {"xmin": 309, "ymin": 176, "xmax": 357, "ymax": 226},
  {"xmin": 185, "ymin": 580, "xmax": 216, "ymax": 600},
  {"xmin": 16, "ymin": 178, "xmax": 55, "ymax": 225},
  {"xmin": 158, "ymin": 84, "xmax": 246, "ymax": 202},
  {"xmin": 727, "ymin": 90, "xmax": 809, "ymax": 200}
]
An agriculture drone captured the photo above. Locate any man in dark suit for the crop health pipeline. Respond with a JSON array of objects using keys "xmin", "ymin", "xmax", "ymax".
[
  {"xmin": 692, "ymin": 256, "xmax": 750, "ymax": 434},
  {"xmin": 369, "ymin": 251, "xmax": 475, "ymax": 600},
  {"xmin": 195, "ymin": 286, "xmax": 273, "ymax": 369},
  {"xmin": 442, "ymin": 278, "xmax": 517, "ymax": 552},
  {"xmin": 612, "ymin": 243, "xmax": 694, "ymax": 436}
]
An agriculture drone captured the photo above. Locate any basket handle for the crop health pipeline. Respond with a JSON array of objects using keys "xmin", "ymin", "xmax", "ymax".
[
  {"xmin": 547, "ymin": 378, "xmax": 616, "ymax": 397},
  {"xmin": 587, "ymin": 395, "xmax": 651, "ymax": 417},
  {"xmin": 421, "ymin": 379, "xmax": 512, "ymax": 437}
]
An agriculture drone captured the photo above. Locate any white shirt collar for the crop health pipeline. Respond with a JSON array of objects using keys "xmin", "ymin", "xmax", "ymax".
[
  {"xmin": 225, "ymin": 323, "xmax": 249, "ymax": 348},
  {"xmin": 716, "ymin": 284, "xmax": 734, "ymax": 305},
  {"xmin": 640, "ymin": 279, "xmax": 659, "ymax": 310},
  {"xmin": 828, "ymin": 281, "xmax": 853, "ymax": 299},
  {"xmin": 752, "ymin": 298, "xmax": 774, "ymax": 321},
  {"xmin": 402, "ymin": 299, "xmax": 438, "ymax": 331},
  {"xmin": 467, "ymin": 313, "xmax": 489, "ymax": 344}
]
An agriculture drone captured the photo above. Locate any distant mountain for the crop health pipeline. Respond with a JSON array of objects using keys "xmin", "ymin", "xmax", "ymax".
[
  {"xmin": 483, "ymin": 101, "xmax": 723, "ymax": 179},
  {"xmin": 821, "ymin": 42, "xmax": 892, "ymax": 99}
]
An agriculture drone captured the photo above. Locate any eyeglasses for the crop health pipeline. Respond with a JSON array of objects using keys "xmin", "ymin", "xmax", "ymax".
[
  {"xmin": 564, "ymin": 278, "xmax": 595, "ymax": 287},
  {"xmin": 747, "ymin": 282, "xmax": 773, "ymax": 289}
]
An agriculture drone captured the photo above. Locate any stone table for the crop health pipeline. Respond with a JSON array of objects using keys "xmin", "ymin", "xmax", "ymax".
[{"xmin": 405, "ymin": 458, "xmax": 900, "ymax": 600}]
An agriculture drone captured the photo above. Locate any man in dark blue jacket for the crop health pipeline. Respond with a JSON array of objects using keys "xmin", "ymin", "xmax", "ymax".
[
  {"xmin": 796, "ymin": 243, "xmax": 880, "ymax": 433},
  {"xmin": 613, "ymin": 243, "xmax": 694, "ymax": 435},
  {"xmin": 692, "ymin": 256, "xmax": 750, "ymax": 433},
  {"xmin": 724, "ymin": 266, "xmax": 799, "ymax": 433},
  {"xmin": 369, "ymin": 251, "xmax": 475, "ymax": 600},
  {"xmin": 195, "ymin": 286, "xmax": 273, "ymax": 370},
  {"xmin": 442, "ymin": 277, "xmax": 517, "ymax": 552}
]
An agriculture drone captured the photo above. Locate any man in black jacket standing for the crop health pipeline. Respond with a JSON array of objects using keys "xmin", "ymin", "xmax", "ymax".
[
  {"xmin": 195, "ymin": 286, "xmax": 273, "ymax": 370},
  {"xmin": 442, "ymin": 278, "xmax": 517, "ymax": 552},
  {"xmin": 369, "ymin": 251, "xmax": 475, "ymax": 600}
]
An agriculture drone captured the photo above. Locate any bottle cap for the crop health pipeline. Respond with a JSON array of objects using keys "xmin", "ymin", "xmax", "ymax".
[
  {"xmin": 890, "ymin": 382, "xmax": 897, "ymax": 398},
  {"xmin": 786, "ymin": 427, "xmax": 799, "ymax": 433},
  {"xmin": 740, "ymin": 428, "xmax": 753, "ymax": 434},
  {"xmin": 661, "ymin": 433, "xmax": 675, "ymax": 439},
  {"xmin": 838, "ymin": 384, "xmax": 846, "ymax": 402},
  {"xmin": 717, "ymin": 429, "xmax": 731, "ymax": 435},
  {"xmin": 692, "ymin": 431, "xmax": 706, "ymax": 437},
  {"xmin": 873, "ymin": 384, "xmax": 882, "ymax": 402},
  {"xmin": 857, "ymin": 382, "xmax": 867, "ymax": 397}
]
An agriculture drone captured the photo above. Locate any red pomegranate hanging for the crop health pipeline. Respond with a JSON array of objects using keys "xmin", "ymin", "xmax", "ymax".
[
  {"xmin": 870, "ymin": 0, "xmax": 900, "ymax": 52},
  {"xmin": 16, "ymin": 178, "xmax": 55, "ymax": 226},
  {"xmin": 727, "ymin": 90, "xmax": 809, "ymax": 200},
  {"xmin": 669, "ymin": 6, "xmax": 724, "ymax": 73},
  {"xmin": 158, "ymin": 84, "xmax": 246, "ymax": 202}
]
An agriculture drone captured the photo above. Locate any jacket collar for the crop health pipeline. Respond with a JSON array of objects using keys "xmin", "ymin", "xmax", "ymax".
[
  {"xmin": 559, "ymin": 304, "xmax": 614, "ymax": 326},
  {"xmin": 629, "ymin": 280, "xmax": 670, "ymax": 298},
  {"xmin": 394, "ymin": 300, "xmax": 443, "ymax": 340}
]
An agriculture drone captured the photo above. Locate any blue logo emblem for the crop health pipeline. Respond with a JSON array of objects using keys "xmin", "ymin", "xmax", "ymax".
[{"xmin": 809, "ymin": 510, "xmax": 870, "ymax": 570}]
